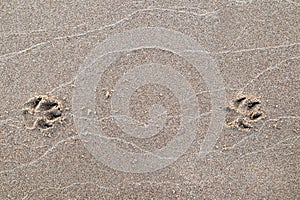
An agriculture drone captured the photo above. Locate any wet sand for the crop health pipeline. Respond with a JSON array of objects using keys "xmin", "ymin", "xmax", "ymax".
[{"xmin": 1, "ymin": 1, "xmax": 299, "ymax": 199}]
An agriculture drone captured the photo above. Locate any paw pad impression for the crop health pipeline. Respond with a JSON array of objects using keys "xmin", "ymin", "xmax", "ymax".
[
  {"xmin": 22, "ymin": 95, "xmax": 63, "ymax": 130},
  {"xmin": 226, "ymin": 95, "xmax": 266, "ymax": 131}
]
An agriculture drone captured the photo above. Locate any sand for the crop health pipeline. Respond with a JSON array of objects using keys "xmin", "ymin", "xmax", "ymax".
[{"xmin": 0, "ymin": 0, "xmax": 299, "ymax": 199}]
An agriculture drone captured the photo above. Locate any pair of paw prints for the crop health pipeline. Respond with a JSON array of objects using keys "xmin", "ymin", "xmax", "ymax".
[
  {"xmin": 226, "ymin": 95, "xmax": 266, "ymax": 131},
  {"xmin": 22, "ymin": 95, "xmax": 63, "ymax": 131}
]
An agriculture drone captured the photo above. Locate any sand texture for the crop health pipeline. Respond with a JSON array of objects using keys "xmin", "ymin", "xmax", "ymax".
[{"xmin": 1, "ymin": 1, "xmax": 299, "ymax": 199}]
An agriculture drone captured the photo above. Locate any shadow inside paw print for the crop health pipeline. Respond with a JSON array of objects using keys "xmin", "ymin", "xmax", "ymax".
[
  {"xmin": 226, "ymin": 95, "xmax": 266, "ymax": 131},
  {"xmin": 22, "ymin": 95, "xmax": 63, "ymax": 131},
  {"xmin": 233, "ymin": 96, "xmax": 261, "ymax": 112}
]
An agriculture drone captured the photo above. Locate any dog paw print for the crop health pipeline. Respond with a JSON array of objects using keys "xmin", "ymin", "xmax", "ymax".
[
  {"xmin": 226, "ymin": 95, "xmax": 266, "ymax": 131},
  {"xmin": 22, "ymin": 95, "xmax": 63, "ymax": 131}
]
